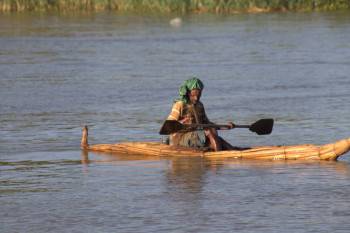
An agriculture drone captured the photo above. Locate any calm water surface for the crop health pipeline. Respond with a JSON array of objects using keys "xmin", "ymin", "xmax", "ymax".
[{"xmin": 1, "ymin": 11, "xmax": 350, "ymax": 232}]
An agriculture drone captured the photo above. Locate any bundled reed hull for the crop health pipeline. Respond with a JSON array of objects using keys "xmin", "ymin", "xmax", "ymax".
[{"xmin": 81, "ymin": 127, "xmax": 350, "ymax": 161}]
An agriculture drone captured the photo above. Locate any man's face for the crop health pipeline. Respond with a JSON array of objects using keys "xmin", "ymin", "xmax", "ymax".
[{"xmin": 188, "ymin": 89, "xmax": 201, "ymax": 104}]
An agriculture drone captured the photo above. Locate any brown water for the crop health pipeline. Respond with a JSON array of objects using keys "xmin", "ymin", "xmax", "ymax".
[{"xmin": 1, "ymin": 11, "xmax": 350, "ymax": 232}]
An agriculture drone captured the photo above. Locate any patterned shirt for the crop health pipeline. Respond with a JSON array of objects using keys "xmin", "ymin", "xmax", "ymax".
[
  {"xmin": 167, "ymin": 101, "xmax": 210, "ymax": 124},
  {"xmin": 167, "ymin": 101, "xmax": 210, "ymax": 146}
]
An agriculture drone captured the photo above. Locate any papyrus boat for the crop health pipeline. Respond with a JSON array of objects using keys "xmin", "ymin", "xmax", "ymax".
[{"xmin": 81, "ymin": 126, "xmax": 350, "ymax": 161}]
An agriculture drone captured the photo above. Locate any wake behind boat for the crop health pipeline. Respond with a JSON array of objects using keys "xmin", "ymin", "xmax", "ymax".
[{"xmin": 80, "ymin": 126, "xmax": 350, "ymax": 161}]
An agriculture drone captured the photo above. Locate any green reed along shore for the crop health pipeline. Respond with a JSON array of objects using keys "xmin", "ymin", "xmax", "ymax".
[{"xmin": 1, "ymin": 0, "xmax": 349, "ymax": 13}]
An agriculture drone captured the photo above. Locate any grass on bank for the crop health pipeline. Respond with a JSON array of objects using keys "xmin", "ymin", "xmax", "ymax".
[{"xmin": 0, "ymin": 0, "xmax": 349, "ymax": 13}]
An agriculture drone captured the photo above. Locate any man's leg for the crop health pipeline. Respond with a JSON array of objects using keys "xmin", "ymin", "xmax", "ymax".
[
  {"xmin": 205, "ymin": 128, "xmax": 222, "ymax": 151},
  {"xmin": 205, "ymin": 129, "xmax": 241, "ymax": 151}
]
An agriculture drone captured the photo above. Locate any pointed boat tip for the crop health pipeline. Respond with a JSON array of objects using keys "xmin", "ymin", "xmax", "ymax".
[
  {"xmin": 81, "ymin": 125, "xmax": 89, "ymax": 149},
  {"xmin": 330, "ymin": 137, "xmax": 350, "ymax": 160},
  {"xmin": 346, "ymin": 137, "xmax": 350, "ymax": 151}
]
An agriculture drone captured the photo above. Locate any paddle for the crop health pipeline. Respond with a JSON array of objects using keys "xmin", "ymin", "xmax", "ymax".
[{"xmin": 159, "ymin": 118, "xmax": 274, "ymax": 135}]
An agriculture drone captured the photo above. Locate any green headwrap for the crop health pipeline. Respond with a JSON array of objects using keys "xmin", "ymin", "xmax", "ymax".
[{"xmin": 176, "ymin": 77, "xmax": 204, "ymax": 104}]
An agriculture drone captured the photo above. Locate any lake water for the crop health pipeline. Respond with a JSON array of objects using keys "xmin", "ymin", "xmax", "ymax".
[{"xmin": 1, "ymin": 11, "xmax": 350, "ymax": 233}]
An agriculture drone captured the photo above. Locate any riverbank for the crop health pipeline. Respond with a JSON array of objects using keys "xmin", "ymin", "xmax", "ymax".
[{"xmin": 1, "ymin": 0, "xmax": 349, "ymax": 13}]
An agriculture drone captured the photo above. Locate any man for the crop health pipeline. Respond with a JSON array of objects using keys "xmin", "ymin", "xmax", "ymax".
[{"xmin": 167, "ymin": 77, "xmax": 234, "ymax": 151}]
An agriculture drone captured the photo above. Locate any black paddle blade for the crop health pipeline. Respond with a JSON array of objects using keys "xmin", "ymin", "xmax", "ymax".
[
  {"xmin": 249, "ymin": 119, "xmax": 274, "ymax": 135},
  {"xmin": 159, "ymin": 120, "xmax": 185, "ymax": 135}
]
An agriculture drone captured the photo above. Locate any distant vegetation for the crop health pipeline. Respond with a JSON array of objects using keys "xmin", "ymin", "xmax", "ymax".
[{"xmin": 1, "ymin": 0, "xmax": 349, "ymax": 13}]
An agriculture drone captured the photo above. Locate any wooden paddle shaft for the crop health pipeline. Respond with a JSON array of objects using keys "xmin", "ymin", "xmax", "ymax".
[
  {"xmin": 234, "ymin": 125, "xmax": 250, "ymax": 128},
  {"xmin": 189, "ymin": 123, "xmax": 250, "ymax": 129},
  {"xmin": 159, "ymin": 118, "xmax": 273, "ymax": 135}
]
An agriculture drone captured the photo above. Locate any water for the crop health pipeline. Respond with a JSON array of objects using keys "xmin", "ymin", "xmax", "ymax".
[{"xmin": 1, "ymin": 11, "xmax": 350, "ymax": 232}]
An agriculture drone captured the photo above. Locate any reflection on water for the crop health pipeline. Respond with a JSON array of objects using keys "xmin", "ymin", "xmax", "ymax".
[
  {"xmin": 1, "ymin": 150, "xmax": 350, "ymax": 232},
  {"xmin": 166, "ymin": 157, "xmax": 207, "ymax": 194},
  {"xmin": 82, "ymin": 150, "xmax": 350, "ymax": 178},
  {"xmin": 77, "ymin": 151, "xmax": 350, "ymax": 232}
]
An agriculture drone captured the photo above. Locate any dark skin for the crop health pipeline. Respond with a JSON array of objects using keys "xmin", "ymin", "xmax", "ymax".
[
  {"xmin": 182, "ymin": 89, "xmax": 235, "ymax": 151},
  {"xmin": 188, "ymin": 89, "xmax": 201, "ymax": 105}
]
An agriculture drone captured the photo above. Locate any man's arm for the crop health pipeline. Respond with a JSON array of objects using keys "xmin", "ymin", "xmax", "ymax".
[{"xmin": 167, "ymin": 101, "xmax": 182, "ymax": 121}]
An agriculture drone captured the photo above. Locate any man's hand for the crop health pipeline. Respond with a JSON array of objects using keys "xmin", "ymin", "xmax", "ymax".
[
  {"xmin": 179, "ymin": 116, "xmax": 192, "ymax": 124},
  {"xmin": 227, "ymin": 122, "xmax": 235, "ymax": 129}
]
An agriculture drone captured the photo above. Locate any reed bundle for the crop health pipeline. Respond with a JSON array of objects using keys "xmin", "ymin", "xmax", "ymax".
[
  {"xmin": 85, "ymin": 140, "xmax": 349, "ymax": 160},
  {"xmin": 81, "ymin": 127, "xmax": 350, "ymax": 161}
]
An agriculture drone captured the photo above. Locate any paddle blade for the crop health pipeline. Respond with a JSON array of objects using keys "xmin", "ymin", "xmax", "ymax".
[
  {"xmin": 159, "ymin": 120, "xmax": 185, "ymax": 135},
  {"xmin": 249, "ymin": 119, "xmax": 274, "ymax": 135}
]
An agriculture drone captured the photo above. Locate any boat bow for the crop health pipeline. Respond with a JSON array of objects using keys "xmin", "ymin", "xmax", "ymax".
[{"xmin": 319, "ymin": 138, "xmax": 350, "ymax": 160}]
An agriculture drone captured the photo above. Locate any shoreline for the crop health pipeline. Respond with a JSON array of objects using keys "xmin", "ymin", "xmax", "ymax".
[{"xmin": 1, "ymin": 1, "xmax": 349, "ymax": 14}]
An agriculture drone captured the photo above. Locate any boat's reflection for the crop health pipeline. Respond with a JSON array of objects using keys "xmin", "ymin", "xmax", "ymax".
[
  {"xmin": 81, "ymin": 150, "xmax": 350, "ymax": 177},
  {"xmin": 81, "ymin": 150, "xmax": 350, "ymax": 208}
]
